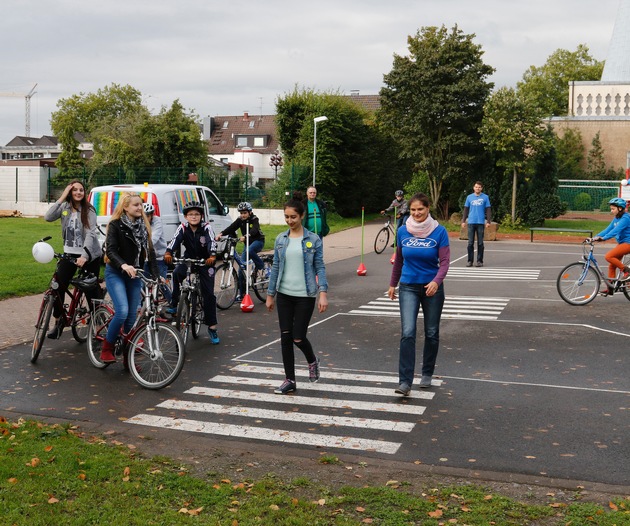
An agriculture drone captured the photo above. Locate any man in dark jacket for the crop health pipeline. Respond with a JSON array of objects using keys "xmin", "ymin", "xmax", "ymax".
[
  {"xmin": 164, "ymin": 202, "xmax": 220, "ymax": 344},
  {"xmin": 302, "ymin": 186, "xmax": 329, "ymax": 238}
]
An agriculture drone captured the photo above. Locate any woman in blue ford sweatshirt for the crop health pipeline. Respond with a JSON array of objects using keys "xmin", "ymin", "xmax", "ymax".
[
  {"xmin": 266, "ymin": 192, "xmax": 328, "ymax": 395},
  {"xmin": 388, "ymin": 193, "xmax": 450, "ymax": 396}
]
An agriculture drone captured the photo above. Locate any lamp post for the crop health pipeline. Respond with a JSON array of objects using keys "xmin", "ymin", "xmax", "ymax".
[
  {"xmin": 312, "ymin": 116, "xmax": 328, "ymax": 187},
  {"xmin": 269, "ymin": 150, "xmax": 283, "ymax": 180}
]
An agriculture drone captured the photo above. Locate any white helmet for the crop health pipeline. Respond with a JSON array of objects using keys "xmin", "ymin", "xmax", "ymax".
[
  {"xmin": 32, "ymin": 242, "xmax": 55, "ymax": 264},
  {"xmin": 143, "ymin": 202, "xmax": 155, "ymax": 214}
]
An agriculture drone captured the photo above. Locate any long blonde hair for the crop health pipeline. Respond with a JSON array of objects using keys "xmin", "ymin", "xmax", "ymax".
[{"xmin": 110, "ymin": 192, "xmax": 152, "ymax": 232}]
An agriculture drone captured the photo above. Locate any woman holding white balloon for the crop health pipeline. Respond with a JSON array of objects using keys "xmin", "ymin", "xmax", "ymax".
[{"xmin": 43, "ymin": 180, "xmax": 102, "ymax": 339}]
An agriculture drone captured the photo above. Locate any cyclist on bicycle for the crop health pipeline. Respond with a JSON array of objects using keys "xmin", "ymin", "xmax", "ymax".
[
  {"xmin": 44, "ymin": 180, "xmax": 102, "ymax": 339},
  {"xmin": 164, "ymin": 201, "xmax": 220, "ymax": 344},
  {"xmin": 591, "ymin": 197, "xmax": 630, "ymax": 295},
  {"xmin": 143, "ymin": 202, "xmax": 172, "ymax": 305},
  {"xmin": 381, "ymin": 190, "xmax": 409, "ymax": 229},
  {"xmin": 215, "ymin": 201, "xmax": 265, "ymax": 301}
]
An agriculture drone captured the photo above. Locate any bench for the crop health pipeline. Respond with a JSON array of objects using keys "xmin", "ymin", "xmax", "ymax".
[{"xmin": 529, "ymin": 227, "xmax": 593, "ymax": 242}]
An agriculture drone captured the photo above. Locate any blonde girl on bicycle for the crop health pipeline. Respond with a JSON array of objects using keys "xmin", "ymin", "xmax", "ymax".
[
  {"xmin": 591, "ymin": 197, "xmax": 630, "ymax": 295},
  {"xmin": 102, "ymin": 193, "xmax": 159, "ymax": 364},
  {"xmin": 44, "ymin": 180, "xmax": 102, "ymax": 339}
]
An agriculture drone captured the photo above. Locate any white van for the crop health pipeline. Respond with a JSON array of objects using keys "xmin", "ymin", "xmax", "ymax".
[{"xmin": 88, "ymin": 183, "xmax": 233, "ymax": 246}]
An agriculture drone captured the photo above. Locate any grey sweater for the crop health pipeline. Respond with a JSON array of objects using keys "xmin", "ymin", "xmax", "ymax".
[{"xmin": 44, "ymin": 201, "xmax": 103, "ymax": 262}]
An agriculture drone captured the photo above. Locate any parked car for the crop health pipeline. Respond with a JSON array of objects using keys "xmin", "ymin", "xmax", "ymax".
[{"xmin": 88, "ymin": 183, "xmax": 232, "ymax": 248}]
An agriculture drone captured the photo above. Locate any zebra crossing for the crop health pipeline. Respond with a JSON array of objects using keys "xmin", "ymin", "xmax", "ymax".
[
  {"xmin": 348, "ymin": 294, "xmax": 510, "ymax": 320},
  {"xmin": 126, "ymin": 364, "xmax": 443, "ymax": 454},
  {"xmin": 448, "ymin": 267, "xmax": 540, "ymax": 280}
]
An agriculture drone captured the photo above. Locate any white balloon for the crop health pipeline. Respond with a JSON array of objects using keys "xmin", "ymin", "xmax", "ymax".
[
  {"xmin": 621, "ymin": 179, "xmax": 628, "ymax": 186},
  {"xmin": 32, "ymin": 242, "xmax": 55, "ymax": 264}
]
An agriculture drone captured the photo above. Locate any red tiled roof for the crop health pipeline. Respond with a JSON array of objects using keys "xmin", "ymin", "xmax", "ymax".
[{"xmin": 207, "ymin": 114, "xmax": 279, "ymax": 155}]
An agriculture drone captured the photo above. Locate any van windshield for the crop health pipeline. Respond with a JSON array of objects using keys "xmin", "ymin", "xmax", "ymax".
[{"xmin": 203, "ymin": 189, "xmax": 223, "ymax": 215}]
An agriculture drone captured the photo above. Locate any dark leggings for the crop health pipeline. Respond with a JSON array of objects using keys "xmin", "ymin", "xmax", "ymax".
[
  {"xmin": 276, "ymin": 292, "xmax": 316, "ymax": 381},
  {"xmin": 53, "ymin": 256, "xmax": 102, "ymax": 318}
]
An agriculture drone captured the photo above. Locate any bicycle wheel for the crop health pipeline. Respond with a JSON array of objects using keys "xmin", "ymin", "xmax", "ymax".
[
  {"xmin": 557, "ymin": 262, "xmax": 600, "ymax": 305},
  {"xmin": 215, "ymin": 263, "xmax": 238, "ymax": 310},
  {"xmin": 71, "ymin": 291, "xmax": 91, "ymax": 343},
  {"xmin": 252, "ymin": 258, "xmax": 272, "ymax": 302},
  {"xmin": 87, "ymin": 305, "xmax": 112, "ymax": 369},
  {"xmin": 191, "ymin": 293, "xmax": 202, "ymax": 339},
  {"xmin": 175, "ymin": 294, "xmax": 191, "ymax": 347},
  {"xmin": 32, "ymin": 294, "xmax": 54, "ymax": 363},
  {"xmin": 128, "ymin": 322, "xmax": 185, "ymax": 389},
  {"xmin": 374, "ymin": 227, "xmax": 390, "ymax": 254}
]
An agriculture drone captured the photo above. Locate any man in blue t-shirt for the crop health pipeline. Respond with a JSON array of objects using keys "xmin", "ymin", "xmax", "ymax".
[{"xmin": 461, "ymin": 181, "xmax": 492, "ymax": 267}]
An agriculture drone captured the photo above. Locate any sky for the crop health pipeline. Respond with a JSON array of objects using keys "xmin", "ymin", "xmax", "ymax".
[{"xmin": 0, "ymin": 0, "xmax": 622, "ymax": 146}]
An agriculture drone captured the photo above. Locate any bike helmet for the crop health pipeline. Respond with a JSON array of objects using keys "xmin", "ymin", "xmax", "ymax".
[
  {"xmin": 237, "ymin": 201, "xmax": 253, "ymax": 212},
  {"xmin": 608, "ymin": 197, "xmax": 627, "ymax": 209},
  {"xmin": 143, "ymin": 202, "xmax": 155, "ymax": 214},
  {"xmin": 182, "ymin": 201, "xmax": 204, "ymax": 215},
  {"xmin": 395, "ymin": 190, "xmax": 404, "ymax": 197},
  {"xmin": 73, "ymin": 273, "xmax": 99, "ymax": 291}
]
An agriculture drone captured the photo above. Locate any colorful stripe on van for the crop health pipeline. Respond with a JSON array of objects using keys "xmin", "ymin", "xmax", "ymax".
[
  {"xmin": 90, "ymin": 191, "xmax": 160, "ymax": 216},
  {"xmin": 174, "ymin": 189, "xmax": 200, "ymax": 212}
]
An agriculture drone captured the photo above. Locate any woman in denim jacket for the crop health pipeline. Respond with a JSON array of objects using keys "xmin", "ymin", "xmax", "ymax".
[{"xmin": 266, "ymin": 193, "xmax": 328, "ymax": 394}]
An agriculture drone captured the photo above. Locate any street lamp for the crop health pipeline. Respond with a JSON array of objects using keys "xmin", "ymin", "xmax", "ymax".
[
  {"xmin": 312, "ymin": 116, "xmax": 328, "ymax": 187},
  {"xmin": 269, "ymin": 150, "xmax": 283, "ymax": 180}
]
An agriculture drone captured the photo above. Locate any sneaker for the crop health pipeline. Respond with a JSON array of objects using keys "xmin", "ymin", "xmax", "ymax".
[
  {"xmin": 235, "ymin": 295, "xmax": 243, "ymax": 302},
  {"xmin": 394, "ymin": 382, "xmax": 411, "ymax": 396},
  {"xmin": 466, "ymin": 261, "xmax": 473, "ymax": 267},
  {"xmin": 46, "ymin": 322, "xmax": 63, "ymax": 340},
  {"xmin": 165, "ymin": 306, "xmax": 177, "ymax": 315},
  {"xmin": 208, "ymin": 327, "xmax": 220, "ymax": 344},
  {"xmin": 274, "ymin": 378, "xmax": 296, "ymax": 394},
  {"xmin": 419, "ymin": 375, "xmax": 433, "ymax": 388},
  {"xmin": 308, "ymin": 357, "xmax": 321, "ymax": 383},
  {"xmin": 475, "ymin": 262, "xmax": 483, "ymax": 267}
]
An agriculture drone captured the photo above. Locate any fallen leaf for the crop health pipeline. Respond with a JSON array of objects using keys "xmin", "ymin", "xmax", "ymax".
[
  {"xmin": 48, "ymin": 497, "xmax": 59, "ymax": 504},
  {"xmin": 356, "ymin": 506, "xmax": 365, "ymax": 512},
  {"xmin": 269, "ymin": 504, "xmax": 279, "ymax": 511},
  {"xmin": 428, "ymin": 509, "xmax": 443, "ymax": 518},
  {"xmin": 609, "ymin": 502, "xmax": 618, "ymax": 511}
]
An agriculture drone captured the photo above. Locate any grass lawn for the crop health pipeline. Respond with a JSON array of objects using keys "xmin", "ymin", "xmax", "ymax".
[{"xmin": 1, "ymin": 418, "xmax": 628, "ymax": 525}]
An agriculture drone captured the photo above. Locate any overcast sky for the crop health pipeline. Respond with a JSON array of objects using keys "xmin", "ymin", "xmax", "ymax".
[{"xmin": 0, "ymin": 0, "xmax": 621, "ymax": 146}]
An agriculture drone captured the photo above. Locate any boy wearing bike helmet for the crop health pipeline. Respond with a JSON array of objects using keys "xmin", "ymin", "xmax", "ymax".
[
  {"xmin": 164, "ymin": 201, "xmax": 220, "ymax": 344},
  {"xmin": 143, "ymin": 202, "xmax": 171, "ymax": 304},
  {"xmin": 215, "ymin": 202, "xmax": 265, "ymax": 301},
  {"xmin": 591, "ymin": 197, "xmax": 630, "ymax": 295},
  {"xmin": 381, "ymin": 190, "xmax": 409, "ymax": 229}
]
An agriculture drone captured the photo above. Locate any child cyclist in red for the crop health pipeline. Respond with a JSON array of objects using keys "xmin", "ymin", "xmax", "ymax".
[{"xmin": 592, "ymin": 197, "xmax": 630, "ymax": 295}]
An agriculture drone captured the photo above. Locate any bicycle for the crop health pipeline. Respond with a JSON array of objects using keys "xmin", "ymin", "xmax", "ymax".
[
  {"xmin": 31, "ymin": 236, "xmax": 101, "ymax": 364},
  {"xmin": 86, "ymin": 268, "xmax": 185, "ymax": 389},
  {"xmin": 374, "ymin": 214, "xmax": 396, "ymax": 254},
  {"xmin": 557, "ymin": 239, "xmax": 630, "ymax": 305},
  {"xmin": 171, "ymin": 257, "xmax": 206, "ymax": 346},
  {"xmin": 214, "ymin": 236, "xmax": 273, "ymax": 310}
]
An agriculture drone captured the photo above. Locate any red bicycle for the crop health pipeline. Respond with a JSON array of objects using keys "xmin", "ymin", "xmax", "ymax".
[{"xmin": 31, "ymin": 237, "xmax": 102, "ymax": 363}]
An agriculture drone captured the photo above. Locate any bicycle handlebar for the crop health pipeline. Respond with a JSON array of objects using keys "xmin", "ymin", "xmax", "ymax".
[{"xmin": 172, "ymin": 257, "xmax": 207, "ymax": 265}]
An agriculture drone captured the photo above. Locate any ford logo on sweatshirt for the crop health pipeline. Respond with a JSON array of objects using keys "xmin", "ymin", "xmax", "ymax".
[{"xmin": 402, "ymin": 237, "xmax": 437, "ymax": 249}]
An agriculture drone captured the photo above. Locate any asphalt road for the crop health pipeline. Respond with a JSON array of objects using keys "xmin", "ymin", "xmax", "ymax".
[{"xmin": 1, "ymin": 238, "xmax": 628, "ymax": 490}]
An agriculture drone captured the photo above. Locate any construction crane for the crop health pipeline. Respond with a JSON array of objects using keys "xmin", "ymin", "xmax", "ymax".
[{"xmin": 0, "ymin": 83, "xmax": 38, "ymax": 137}]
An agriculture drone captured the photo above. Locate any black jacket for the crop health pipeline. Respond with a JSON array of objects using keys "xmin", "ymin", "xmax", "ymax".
[
  {"xmin": 106, "ymin": 219, "xmax": 159, "ymax": 278},
  {"xmin": 166, "ymin": 222, "xmax": 217, "ymax": 260},
  {"xmin": 220, "ymin": 214, "xmax": 265, "ymax": 243}
]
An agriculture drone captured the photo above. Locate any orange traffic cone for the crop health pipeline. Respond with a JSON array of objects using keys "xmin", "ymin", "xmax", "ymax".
[
  {"xmin": 240, "ymin": 293, "xmax": 254, "ymax": 312},
  {"xmin": 357, "ymin": 262, "xmax": 367, "ymax": 276}
]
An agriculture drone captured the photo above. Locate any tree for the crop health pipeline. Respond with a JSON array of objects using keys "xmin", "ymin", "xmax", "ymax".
[
  {"xmin": 517, "ymin": 45, "xmax": 603, "ymax": 117},
  {"xmin": 275, "ymin": 87, "xmax": 409, "ymax": 215},
  {"xmin": 480, "ymin": 87, "xmax": 549, "ymax": 222},
  {"xmin": 586, "ymin": 132, "xmax": 607, "ymax": 180},
  {"xmin": 555, "ymin": 128, "xmax": 585, "ymax": 179},
  {"xmin": 378, "ymin": 24, "xmax": 494, "ymax": 214}
]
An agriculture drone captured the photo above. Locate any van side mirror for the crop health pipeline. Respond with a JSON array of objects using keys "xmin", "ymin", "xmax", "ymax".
[{"xmin": 223, "ymin": 205, "xmax": 229, "ymax": 215}]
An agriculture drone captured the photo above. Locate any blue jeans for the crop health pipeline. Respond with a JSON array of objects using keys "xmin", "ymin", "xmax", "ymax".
[
  {"xmin": 467, "ymin": 223, "xmax": 485, "ymax": 263},
  {"xmin": 238, "ymin": 239, "xmax": 264, "ymax": 295},
  {"xmin": 104, "ymin": 264, "xmax": 143, "ymax": 344},
  {"xmin": 398, "ymin": 282, "xmax": 445, "ymax": 385},
  {"xmin": 144, "ymin": 259, "xmax": 171, "ymax": 304}
]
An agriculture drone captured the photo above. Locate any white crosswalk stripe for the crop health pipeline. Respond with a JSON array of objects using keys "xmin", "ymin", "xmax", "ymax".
[
  {"xmin": 448, "ymin": 268, "xmax": 540, "ymax": 279},
  {"xmin": 126, "ymin": 364, "xmax": 440, "ymax": 454},
  {"xmin": 348, "ymin": 294, "xmax": 510, "ymax": 320}
]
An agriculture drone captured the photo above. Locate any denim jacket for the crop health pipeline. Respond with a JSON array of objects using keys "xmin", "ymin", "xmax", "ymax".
[{"xmin": 267, "ymin": 228, "xmax": 328, "ymax": 298}]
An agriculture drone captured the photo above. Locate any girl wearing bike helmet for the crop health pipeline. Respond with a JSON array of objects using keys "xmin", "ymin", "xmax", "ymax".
[
  {"xmin": 592, "ymin": 197, "xmax": 630, "ymax": 295},
  {"xmin": 215, "ymin": 201, "xmax": 265, "ymax": 300},
  {"xmin": 381, "ymin": 190, "xmax": 409, "ymax": 229},
  {"xmin": 44, "ymin": 180, "xmax": 103, "ymax": 339}
]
